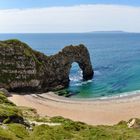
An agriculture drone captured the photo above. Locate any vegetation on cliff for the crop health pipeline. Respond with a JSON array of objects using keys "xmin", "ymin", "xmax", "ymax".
[{"xmin": 0, "ymin": 90, "xmax": 140, "ymax": 139}]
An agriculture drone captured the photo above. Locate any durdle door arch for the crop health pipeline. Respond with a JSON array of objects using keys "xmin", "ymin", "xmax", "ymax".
[
  {"xmin": 0, "ymin": 40, "xmax": 94, "ymax": 93},
  {"xmin": 41, "ymin": 44, "xmax": 94, "ymax": 91},
  {"xmin": 61, "ymin": 45, "xmax": 94, "ymax": 81}
]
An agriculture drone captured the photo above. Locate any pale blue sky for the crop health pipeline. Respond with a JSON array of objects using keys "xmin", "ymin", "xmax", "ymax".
[
  {"xmin": 0, "ymin": 1, "xmax": 140, "ymax": 33},
  {"xmin": 0, "ymin": 0, "xmax": 140, "ymax": 9}
]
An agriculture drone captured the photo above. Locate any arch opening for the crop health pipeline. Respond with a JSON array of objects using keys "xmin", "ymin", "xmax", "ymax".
[{"xmin": 69, "ymin": 62, "xmax": 83, "ymax": 85}]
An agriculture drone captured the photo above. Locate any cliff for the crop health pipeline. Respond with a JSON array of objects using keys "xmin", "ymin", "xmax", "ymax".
[{"xmin": 0, "ymin": 39, "xmax": 93, "ymax": 92}]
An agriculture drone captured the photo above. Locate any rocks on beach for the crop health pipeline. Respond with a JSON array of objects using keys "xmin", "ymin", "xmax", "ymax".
[
  {"xmin": 0, "ymin": 88, "xmax": 10, "ymax": 97},
  {"xmin": 127, "ymin": 118, "xmax": 140, "ymax": 128}
]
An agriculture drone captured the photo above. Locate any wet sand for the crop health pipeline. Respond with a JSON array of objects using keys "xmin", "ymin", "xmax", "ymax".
[{"xmin": 8, "ymin": 92, "xmax": 140, "ymax": 125}]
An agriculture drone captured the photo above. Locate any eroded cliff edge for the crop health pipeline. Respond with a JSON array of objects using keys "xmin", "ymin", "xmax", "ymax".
[{"xmin": 0, "ymin": 39, "xmax": 93, "ymax": 92}]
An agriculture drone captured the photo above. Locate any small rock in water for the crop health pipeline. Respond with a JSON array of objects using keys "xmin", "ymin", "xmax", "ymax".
[
  {"xmin": 101, "ymin": 94, "xmax": 105, "ymax": 97},
  {"xmin": 65, "ymin": 91, "xmax": 79, "ymax": 97}
]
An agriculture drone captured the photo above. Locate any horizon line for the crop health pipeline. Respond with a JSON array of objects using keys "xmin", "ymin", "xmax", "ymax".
[{"xmin": 0, "ymin": 31, "xmax": 140, "ymax": 34}]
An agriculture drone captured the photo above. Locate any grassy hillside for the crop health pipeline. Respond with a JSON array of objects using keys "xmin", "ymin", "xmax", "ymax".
[{"xmin": 0, "ymin": 91, "xmax": 140, "ymax": 140}]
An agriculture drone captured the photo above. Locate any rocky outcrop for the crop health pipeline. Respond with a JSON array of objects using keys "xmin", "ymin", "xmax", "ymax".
[
  {"xmin": 0, "ymin": 88, "xmax": 10, "ymax": 97},
  {"xmin": 0, "ymin": 39, "xmax": 93, "ymax": 92},
  {"xmin": 127, "ymin": 118, "xmax": 140, "ymax": 128}
]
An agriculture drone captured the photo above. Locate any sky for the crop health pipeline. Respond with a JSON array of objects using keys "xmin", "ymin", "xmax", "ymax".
[
  {"xmin": 0, "ymin": 0, "xmax": 140, "ymax": 33},
  {"xmin": 0, "ymin": 0, "xmax": 140, "ymax": 9}
]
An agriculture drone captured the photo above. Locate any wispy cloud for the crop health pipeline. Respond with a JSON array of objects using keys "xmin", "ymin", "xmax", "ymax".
[{"xmin": 0, "ymin": 4, "xmax": 140, "ymax": 33}]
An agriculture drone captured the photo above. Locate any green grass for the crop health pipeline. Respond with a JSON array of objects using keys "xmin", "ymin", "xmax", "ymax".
[
  {"xmin": 0, "ymin": 105, "xmax": 23, "ymax": 123},
  {"xmin": 30, "ymin": 124, "xmax": 73, "ymax": 140},
  {"xmin": 7, "ymin": 123, "xmax": 29, "ymax": 139},
  {"xmin": 0, "ymin": 91, "xmax": 15, "ymax": 106},
  {"xmin": 1, "ymin": 110, "xmax": 140, "ymax": 140},
  {"xmin": 0, "ymin": 127, "xmax": 16, "ymax": 140},
  {"xmin": 0, "ymin": 92, "xmax": 23, "ymax": 124},
  {"xmin": 28, "ymin": 116, "xmax": 140, "ymax": 140},
  {"xmin": 1, "ymin": 119, "xmax": 140, "ymax": 140},
  {"xmin": 1, "ymin": 91, "xmax": 140, "ymax": 139},
  {"xmin": 26, "ymin": 118, "xmax": 140, "ymax": 140}
]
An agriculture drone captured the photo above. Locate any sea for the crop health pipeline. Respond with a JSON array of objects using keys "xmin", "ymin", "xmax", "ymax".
[{"xmin": 0, "ymin": 33, "xmax": 140, "ymax": 99}]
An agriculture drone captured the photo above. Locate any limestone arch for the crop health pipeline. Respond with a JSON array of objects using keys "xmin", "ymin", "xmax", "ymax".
[{"xmin": 61, "ymin": 44, "xmax": 94, "ymax": 81}]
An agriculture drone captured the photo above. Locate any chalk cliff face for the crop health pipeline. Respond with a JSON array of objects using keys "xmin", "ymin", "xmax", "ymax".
[{"xmin": 0, "ymin": 39, "xmax": 93, "ymax": 92}]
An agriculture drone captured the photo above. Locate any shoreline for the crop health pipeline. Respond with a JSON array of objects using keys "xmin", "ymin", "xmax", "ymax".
[
  {"xmin": 8, "ymin": 91, "xmax": 140, "ymax": 125},
  {"xmin": 38, "ymin": 90, "xmax": 140, "ymax": 102}
]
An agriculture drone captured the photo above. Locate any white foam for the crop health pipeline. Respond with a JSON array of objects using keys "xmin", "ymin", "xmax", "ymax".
[
  {"xmin": 74, "ymin": 80, "xmax": 92, "ymax": 86},
  {"xmin": 70, "ymin": 69, "xmax": 82, "ymax": 82},
  {"xmin": 98, "ymin": 90, "xmax": 140, "ymax": 100},
  {"xmin": 70, "ymin": 76, "xmax": 82, "ymax": 82},
  {"xmin": 70, "ymin": 69, "xmax": 93, "ymax": 87}
]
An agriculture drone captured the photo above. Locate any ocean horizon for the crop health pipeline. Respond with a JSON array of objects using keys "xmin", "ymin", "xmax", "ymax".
[{"xmin": 0, "ymin": 33, "xmax": 140, "ymax": 98}]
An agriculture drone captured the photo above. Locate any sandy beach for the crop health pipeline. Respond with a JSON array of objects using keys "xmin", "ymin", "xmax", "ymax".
[{"xmin": 8, "ymin": 92, "xmax": 140, "ymax": 125}]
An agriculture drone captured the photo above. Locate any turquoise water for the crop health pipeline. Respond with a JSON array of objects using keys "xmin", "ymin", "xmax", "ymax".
[{"xmin": 0, "ymin": 33, "xmax": 140, "ymax": 98}]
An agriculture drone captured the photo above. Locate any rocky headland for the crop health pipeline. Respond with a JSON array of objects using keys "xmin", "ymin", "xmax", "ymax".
[{"xmin": 0, "ymin": 39, "xmax": 93, "ymax": 92}]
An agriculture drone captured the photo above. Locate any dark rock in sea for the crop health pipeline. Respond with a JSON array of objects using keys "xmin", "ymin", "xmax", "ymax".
[
  {"xmin": 57, "ymin": 90, "xmax": 79, "ymax": 97},
  {"xmin": 65, "ymin": 92, "xmax": 78, "ymax": 97},
  {"xmin": 0, "ymin": 39, "xmax": 94, "ymax": 92}
]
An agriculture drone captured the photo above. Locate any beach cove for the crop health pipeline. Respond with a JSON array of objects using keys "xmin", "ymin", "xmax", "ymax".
[
  {"xmin": 1, "ymin": 34, "xmax": 140, "ymax": 126},
  {"xmin": 8, "ymin": 91, "xmax": 140, "ymax": 125}
]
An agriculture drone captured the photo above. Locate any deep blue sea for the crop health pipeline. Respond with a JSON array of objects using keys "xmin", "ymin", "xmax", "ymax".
[{"xmin": 0, "ymin": 33, "xmax": 140, "ymax": 99}]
